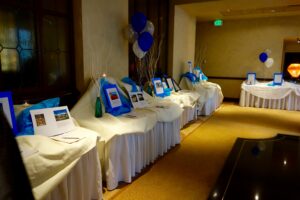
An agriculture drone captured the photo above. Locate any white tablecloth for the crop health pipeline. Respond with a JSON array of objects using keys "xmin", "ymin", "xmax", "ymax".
[
  {"xmin": 240, "ymin": 81, "xmax": 300, "ymax": 110},
  {"xmin": 71, "ymin": 79, "xmax": 182, "ymax": 190},
  {"xmin": 179, "ymin": 77, "xmax": 223, "ymax": 115},
  {"xmin": 17, "ymin": 127, "xmax": 102, "ymax": 200},
  {"xmin": 121, "ymin": 81, "xmax": 198, "ymax": 125}
]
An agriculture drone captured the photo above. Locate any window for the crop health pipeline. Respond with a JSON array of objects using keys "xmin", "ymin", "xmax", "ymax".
[{"xmin": 0, "ymin": 0, "xmax": 74, "ymax": 102}]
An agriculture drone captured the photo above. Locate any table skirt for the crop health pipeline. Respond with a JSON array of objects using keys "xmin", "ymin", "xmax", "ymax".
[
  {"xmin": 181, "ymin": 105, "xmax": 197, "ymax": 128},
  {"xmin": 43, "ymin": 147, "xmax": 102, "ymax": 200},
  {"xmin": 240, "ymin": 89, "xmax": 300, "ymax": 110},
  {"xmin": 103, "ymin": 117, "xmax": 181, "ymax": 190},
  {"xmin": 199, "ymin": 90, "xmax": 221, "ymax": 116}
]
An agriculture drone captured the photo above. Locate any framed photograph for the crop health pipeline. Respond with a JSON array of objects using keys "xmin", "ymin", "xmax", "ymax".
[
  {"xmin": 162, "ymin": 81, "xmax": 168, "ymax": 89},
  {"xmin": 273, "ymin": 72, "xmax": 283, "ymax": 86},
  {"xmin": 193, "ymin": 68, "xmax": 201, "ymax": 79},
  {"xmin": 104, "ymin": 84, "xmax": 122, "ymax": 109},
  {"xmin": 0, "ymin": 91, "xmax": 17, "ymax": 134},
  {"xmin": 166, "ymin": 77, "xmax": 175, "ymax": 90},
  {"xmin": 30, "ymin": 106, "xmax": 75, "ymax": 137},
  {"xmin": 172, "ymin": 79, "xmax": 181, "ymax": 92},
  {"xmin": 129, "ymin": 92, "xmax": 147, "ymax": 108},
  {"xmin": 246, "ymin": 72, "xmax": 256, "ymax": 85},
  {"xmin": 152, "ymin": 78, "xmax": 165, "ymax": 97}
]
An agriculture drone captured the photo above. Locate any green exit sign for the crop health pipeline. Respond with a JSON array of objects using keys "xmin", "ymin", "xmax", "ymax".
[{"xmin": 214, "ymin": 19, "xmax": 223, "ymax": 26}]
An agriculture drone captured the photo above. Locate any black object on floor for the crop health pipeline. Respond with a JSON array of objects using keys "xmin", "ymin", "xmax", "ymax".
[
  {"xmin": 208, "ymin": 134, "xmax": 300, "ymax": 200},
  {"xmin": 0, "ymin": 111, "xmax": 34, "ymax": 200}
]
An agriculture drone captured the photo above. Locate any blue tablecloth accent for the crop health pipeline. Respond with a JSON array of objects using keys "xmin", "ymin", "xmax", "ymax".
[
  {"xmin": 121, "ymin": 77, "xmax": 139, "ymax": 92},
  {"xmin": 194, "ymin": 66, "xmax": 208, "ymax": 81},
  {"xmin": 16, "ymin": 97, "xmax": 60, "ymax": 136},
  {"xmin": 181, "ymin": 72, "xmax": 198, "ymax": 83}
]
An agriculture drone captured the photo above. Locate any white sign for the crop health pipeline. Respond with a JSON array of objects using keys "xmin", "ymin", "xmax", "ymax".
[
  {"xmin": 30, "ymin": 106, "xmax": 75, "ymax": 137},
  {"xmin": 129, "ymin": 92, "xmax": 148, "ymax": 108},
  {"xmin": 166, "ymin": 78, "xmax": 174, "ymax": 90},
  {"xmin": 246, "ymin": 73, "xmax": 256, "ymax": 85},
  {"xmin": 105, "ymin": 87, "xmax": 122, "ymax": 108}
]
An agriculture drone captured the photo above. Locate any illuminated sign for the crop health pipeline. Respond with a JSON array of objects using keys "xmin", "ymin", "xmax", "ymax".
[{"xmin": 214, "ymin": 19, "xmax": 223, "ymax": 26}]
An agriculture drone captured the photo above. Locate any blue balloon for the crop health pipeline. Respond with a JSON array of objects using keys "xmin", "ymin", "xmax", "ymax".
[
  {"xmin": 259, "ymin": 52, "xmax": 268, "ymax": 63},
  {"xmin": 138, "ymin": 32, "xmax": 153, "ymax": 52},
  {"xmin": 131, "ymin": 12, "xmax": 147, "ymax": 33}
]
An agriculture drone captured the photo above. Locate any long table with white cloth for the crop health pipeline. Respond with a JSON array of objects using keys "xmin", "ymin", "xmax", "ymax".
[
  {"xmin": 17, "ymin": 127, "xmax": 102, "ymax": 200},
  {"xmin": 240, "ymin": 81, "xmax": 300, "ymax": 110},
  {"xmin": 71, "ymin": 79, "xmax": 185, "ymax": 190}
]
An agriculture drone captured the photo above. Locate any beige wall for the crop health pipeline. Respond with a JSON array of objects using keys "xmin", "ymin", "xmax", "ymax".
[
  {"xmin": 172, "ymin": 6, "xmax": 196, "ymax": 82},
  {"xmin": 77, "ymin": 0, "xmax": 128, "ymax": 93},
  {"xmin": 196, "ymin": 15, "xmax": 300, "ymax": 98}
]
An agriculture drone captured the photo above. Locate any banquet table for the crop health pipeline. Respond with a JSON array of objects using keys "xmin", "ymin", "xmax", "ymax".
[
  {"xmin": 239, "ymin": 81, "xmax": 300, "ymax": 110},
  {"xmin": 179, "ymin": 77, "xmax": 223, "ymax": 115},
  {"xmin": 71, "ymin": 79, "xmax": 183, "ymax": 190},
  {"xmin": 17, "ymin": 127, "xmax": 102, "ymax": 200}
]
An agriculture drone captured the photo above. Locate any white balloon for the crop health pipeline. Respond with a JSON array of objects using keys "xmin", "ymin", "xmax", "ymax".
[
  {"xmin": 265, "ymin": 48, "xmax": 272, "ymax": 56},
  {"xmin": 133, "ymin": 41, "xmax": 146, "ymax": 59},
  {"xmin": 142, "ymin": 21, "xmax": 154, "ymax": 35},
  {"xmin": 124, "ymin": 25, "xmax": 138, "ymax": 43},
  {"xmin": 265, "ymin": 58, "xmax": 274, "ymax": 68}
]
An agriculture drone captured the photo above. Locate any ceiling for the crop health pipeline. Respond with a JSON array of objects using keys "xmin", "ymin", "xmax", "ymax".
[{"xmin": 179, "ymin": 0, "xmax": 300, "ymax": 21}]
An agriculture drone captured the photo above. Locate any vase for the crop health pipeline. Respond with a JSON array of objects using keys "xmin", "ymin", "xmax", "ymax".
[{"xmin": 95, "ymin": 96, "xmax": 102, "ymax": 118}]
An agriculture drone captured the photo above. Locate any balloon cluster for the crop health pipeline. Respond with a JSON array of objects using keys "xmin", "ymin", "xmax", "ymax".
[
  {"xmin": 126, "ymin": 12, "xmax": 154, "ymax": 59},
  {"xmin": 259, "ymin": 49, "xmax": 274, "ymax": 68}
]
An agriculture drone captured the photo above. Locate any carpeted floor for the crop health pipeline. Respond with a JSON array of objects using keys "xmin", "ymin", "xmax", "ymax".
[{"xmin": 103, "ymin": 103, "xmax": 300, "ymax": 200}]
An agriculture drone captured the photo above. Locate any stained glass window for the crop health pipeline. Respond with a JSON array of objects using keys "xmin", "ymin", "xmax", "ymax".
[{"xmin": 0, "ymin": 0, "xmax": 74, "ymax": 100}]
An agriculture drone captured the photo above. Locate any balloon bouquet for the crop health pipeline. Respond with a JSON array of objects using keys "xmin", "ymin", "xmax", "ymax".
[
  {"xmin": 125, "ymin": 12, "xmax": 156, "ymax": 94},
  {"xmin": 126, "ymin": 12, "xmax": 155, "ymax": 59},
  {"xmin": 259, "ymin": 49, "xmax": 274, "ymax": 68}
]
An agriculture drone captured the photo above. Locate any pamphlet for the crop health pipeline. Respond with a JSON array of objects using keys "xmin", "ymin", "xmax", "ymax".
[{"xmin": 30, "ymin": 106, "xmax": 75, "ymax": 137}]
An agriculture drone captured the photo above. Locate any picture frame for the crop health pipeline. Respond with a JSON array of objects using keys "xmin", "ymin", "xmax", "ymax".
[
  {"xmin": 152, "ymin": 78, "xmax": 165, "ymax": 97},
  {"xmin": 162, "ymin": 81, "xmax": 168, "ymax": 89},
  {"xmin": 172, "ymin": 79, "xmax": 181, "ymax": 92},
  {"xmin": 129, "ymin": 91, "xmax": 147, "ymax": 108},
  {"xmin": 0, "ymin": 91, "xmax": 17, "ymax": 134},
  {"xmin": 166, "ymin": 77, "xmax": 175, "ymax": 90},
  {"xmin": 30, "ymin": 106, "xmax": 75, "ymax": 137},
  {"xmin": 246, "ymin": 72, "xmax": 256, "ymax": 85},
  {"xmin": 104, "ymin": 84, "xmax": 122, "ymax": 109},
  {"xmin": 273, "ymin": 72, "xmax": 283, "ymax": 86},
  {"xmin": 193, "ymin": 68, "xmax": 201, "ymax": 79}
]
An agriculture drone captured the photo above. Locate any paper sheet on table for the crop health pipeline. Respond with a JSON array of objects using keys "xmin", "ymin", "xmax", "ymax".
[{"xmin": 50, "ymin": 134, "xmax": 86, "ymax": 144}]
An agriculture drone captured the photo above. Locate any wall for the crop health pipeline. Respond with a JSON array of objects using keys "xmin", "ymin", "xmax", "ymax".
[
  {"xmin": 195, "ymin": 15, "xmax": 300, "ymax": 98},
  {"xmin": 77, "ymin": 0, "xmax": 128, "ymax": 93},
  {"xmin": 172, "ymin": 5, "xmax": 196, "ymax": 82}
]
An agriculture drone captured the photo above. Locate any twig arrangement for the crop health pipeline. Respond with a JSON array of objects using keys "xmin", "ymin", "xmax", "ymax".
[
  {"xmin": 136, "ymin": 35, "xmax": 164, "ymax": 86},
  {"xmin": 195, "ymin": 45, "xmax": 207, "ymax": 70}
]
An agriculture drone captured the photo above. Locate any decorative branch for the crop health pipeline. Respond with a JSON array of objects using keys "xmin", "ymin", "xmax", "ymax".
[{"xmin": 195, "ymin": 45, "xmax": 207, "ymax": 69}]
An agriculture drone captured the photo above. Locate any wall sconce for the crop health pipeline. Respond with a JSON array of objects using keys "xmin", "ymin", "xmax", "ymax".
[
  {"xmin": 287, "ymin": 63, "xmax": 300, "ymax": 81},
  {"xmin": 297, "ymin": 38, "xmax": 300, "ymax": 44}
]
